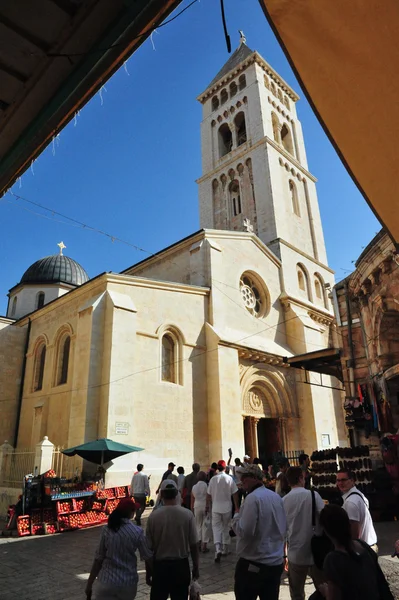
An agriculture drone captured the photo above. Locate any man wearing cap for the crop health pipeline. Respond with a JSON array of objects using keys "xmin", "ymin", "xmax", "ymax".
[
  {"xmin": 206, "ymin": 459, "xmax": 239, "ymax": 563},
  {"xmin": 232, "ymin": 464, "xmax": 287, "ymax": 600},
  {"xmin": 145, "ymin": 479, "xmax": 199, "ymax": 600}
]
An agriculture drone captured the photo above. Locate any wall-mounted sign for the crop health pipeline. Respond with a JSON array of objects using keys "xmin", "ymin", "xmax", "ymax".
[
  {"xmin": 115, "ymin": 422, "xmax": 129, "ymax": 435},
  {"xmin": 321, "ymin": 434, "xmax": 330, "ymax": 448}
]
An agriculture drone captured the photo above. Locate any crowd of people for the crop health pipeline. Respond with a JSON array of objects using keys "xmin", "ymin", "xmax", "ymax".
[{"xmin": 85, "ymin": 453, "xmax": 394, "ymax": 600}]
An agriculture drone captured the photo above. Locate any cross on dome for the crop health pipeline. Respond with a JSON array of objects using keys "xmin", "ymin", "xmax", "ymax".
[{"xmin": 57, "ymin": 241, "xmax": 66, "ymax": 255}]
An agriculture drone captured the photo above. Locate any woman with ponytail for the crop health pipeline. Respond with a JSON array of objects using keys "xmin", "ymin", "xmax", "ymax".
[
  {"xmin": 85, "ymin": 497, "xmax": 153, "ymax": 599},
  {"xmin": 315, "ymin": 504, "xmax": 393, "ymax": 600}
]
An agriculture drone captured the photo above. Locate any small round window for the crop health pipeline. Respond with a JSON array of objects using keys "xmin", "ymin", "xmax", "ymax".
[{"xmin": 239, "ymin": 272, "xmax": 269, "ymax": 318}]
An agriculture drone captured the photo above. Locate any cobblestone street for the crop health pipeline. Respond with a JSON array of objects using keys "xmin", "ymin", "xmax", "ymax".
[{"xmin": 1, "ymin": 517, "xmax": 399, "ymax": 600}]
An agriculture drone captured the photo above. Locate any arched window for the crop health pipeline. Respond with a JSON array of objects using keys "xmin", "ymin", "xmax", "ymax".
[
  {"xmin": 271, "ymin": 112, "xmax": 280, "ymax": 143},
  {"xmin": 238, "ymin": 74, "xmax": 246, "ymax": 90},
  {"xmin": 278, "ymin": 89, "xmax": 283, "ymax": 103},
  {"xmin": 229, "ymin": 180, "xmax": 241, "ymax": 217},
  {"xmin": 37, "ymin": 292, "xmax": 45, "ymax": 310},
  {"xmin": 314, "ymin": 273, "xmax": 327, "ymax": 307},
  {"xmin": 229, "ymin": 81, "xmax": 237, "ymax": 97},
  {"xmin": 235, "ymin": 112, "xmax": 247, "ymax": 146},
  {"xmin": 11, "ymin": 297, "xmax": 17, "ymax": 317},
  {"xmin": 284, "ymin": 96, "xmax": 290, "ymax": 110},
  {"xmin": 33, "ymin": 343, "xmax": 46, "ymax": 392},
  {"xmin": 240, "ymin": 272, "xmax": 270, "ymax": 318},
  {"xmin": 221, "ymin": 88, "xmax": 228, "ymax": 104},
  {"xmin": 211, "ymin": 95, "xmax": 219, "ymax": 111},
  {"xmin": 289, "ymin": 180, "xmax": 300, "ymax": 216},
  {"xmin": 281, "ymin": 123, "xmax": 294, "ymax": 155},
  {"xmin": 297, "ymin": 264, "xmax": 311, "ymax": 300},
  {"xmin": 162, "ymin": 334, "xmax": 176, "ymax": 383},
  {"xmin": 264, "ymin": 74, "xmax": 270, "ymax": 89},
  {"xmin": 298, "ymin": 270, "xmax": 305, "ymax": 291},
  {"xmin": 271, "ymin": 82, "xmax": 277, "ymax": 96},
  {"xmin": 56, "ymin": 335, "xmax": 71, "ymax": 385},
  {"xmin": 218, "ymin": 124, "xmax": 232, "ymax": 157}
]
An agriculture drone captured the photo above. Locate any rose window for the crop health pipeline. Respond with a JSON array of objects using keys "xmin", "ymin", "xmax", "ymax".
[{"xmin": 240, "ymin": 273, "xmax": 268, "ymax": 318}]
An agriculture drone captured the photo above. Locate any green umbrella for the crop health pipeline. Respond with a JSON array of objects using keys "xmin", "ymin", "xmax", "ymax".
[{"xmin": 62, "ymin": 438, "xmax": 144, "ymax": 466}]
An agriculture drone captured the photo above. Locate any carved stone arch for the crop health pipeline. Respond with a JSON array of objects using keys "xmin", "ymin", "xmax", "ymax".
[
  {"xmin": 237, "ymin": 163, "xmax": 244, "ymax": 176},
  {"xmin": 228, "ymin": 168, "xmax": 236, "ymax": 180},
  {"xmin": 240, "ymin": 363, "xmax": 297, "ymax": 418},
  {"xmin": 31, "ymin": 333, "xmax": 49, "ymax": 356}
]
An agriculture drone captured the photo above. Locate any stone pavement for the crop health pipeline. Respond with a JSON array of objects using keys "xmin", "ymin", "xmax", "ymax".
[{"xmin": 1, "ymin": 517, "xmax": 399, "ymax": 600}]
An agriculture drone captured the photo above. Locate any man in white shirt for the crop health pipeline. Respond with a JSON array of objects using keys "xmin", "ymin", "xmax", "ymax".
[
  {"xmin": 231, "ymin": 464, "xmax": 286, "ymax": 600},
  {"xmin": 336, "ymin": 469, "xmax": 378, "ymax": 551},
  {"xmin": 130, "ymin": 464, "xmax": 150, "ymax": 526},
  {"xmin": 206, "ymin": 459, "xmax": 238, "ymax": 563},
  {"xmin": 283, "ymin": 466, "xmax": 325, "ymax": 600}
]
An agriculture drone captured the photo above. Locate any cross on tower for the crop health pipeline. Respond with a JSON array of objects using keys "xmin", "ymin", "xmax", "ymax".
[{"xmin": 57, "ymin": 241, "xmax": 66, "ymax": 256}]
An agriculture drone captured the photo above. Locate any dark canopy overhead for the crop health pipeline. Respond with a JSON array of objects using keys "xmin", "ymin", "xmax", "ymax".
[
  {"xmin": 0, "ymin": 0, "xmax": 182, "ymax": 197},
  {"xmin": 258, "ymin": 0, "xmax": 399, "ymax": 243},
  {"xmin": 285, "ymin": 348, "xmax": 343, "ymax": 382}
]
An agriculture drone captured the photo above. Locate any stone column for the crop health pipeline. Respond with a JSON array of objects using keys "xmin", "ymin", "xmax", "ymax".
[
  {"xmin": 279, "ymin": 418, "xmax": 288, "ymax": 453},
  {"xmin": 34, "ymin": 436, "xmax": 54, "ymax": 476},
  {"xmin": 252, "ymin": 417, "xmax": 260, "ymax": 459},
  {"xmin": 243, "ymin": 416, "xmax": 253, "ymax": 458}
]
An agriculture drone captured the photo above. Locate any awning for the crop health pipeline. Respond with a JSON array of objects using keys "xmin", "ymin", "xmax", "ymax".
[
  {"xmin": 258, "ymin": 0, "xmax": 399, "ymax": 244},
  {"xmin": 285, "ymin": 347, "xmax": 343, "ymax": 381},
  {"xmin": 0, "ymin": 0, "xmax": 182, "ymax": 197}
]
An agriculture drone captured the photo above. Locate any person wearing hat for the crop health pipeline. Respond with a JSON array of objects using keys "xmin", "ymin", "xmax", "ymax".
[
  {"xmin": 206, "ymin": 459, "xmax": 239, "ymax": 563},
  {"xmin": 85, "ymin": 497, "xmax": 153, "ymax": 600},
  {"xmin": 231, "ymin": 464, "xmax": 287, "ymax": 600},
  {"xmin": 145, "ymin": 479, "xmax": 199, "ymax": 599}
]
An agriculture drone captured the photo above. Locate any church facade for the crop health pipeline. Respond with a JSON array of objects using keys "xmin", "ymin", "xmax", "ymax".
[{"xmin": 0, "ymin": 42, "xmax": 347, "ymax": 482}]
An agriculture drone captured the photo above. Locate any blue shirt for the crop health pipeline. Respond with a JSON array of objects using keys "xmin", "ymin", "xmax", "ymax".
[{"xmin": 96, "ymin": 519, "xmax": 152, "ymax": 586}]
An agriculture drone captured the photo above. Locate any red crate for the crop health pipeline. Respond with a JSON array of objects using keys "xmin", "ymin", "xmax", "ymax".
[
  {"xmin": 44, "ymin": 522, "xmax": 59, "ymax": 535},
  {"xmin": 17, "ymin": 515, "xmax": 31, "ymax": 537},
  {"xmin": 31, "ymin": 524, "xmax": 44, "ymax": 535},
  {"xmin": 43, "ymin": 508, "xmax": 56, "ymax": 523},
  {"xmin": 58, "ymin": 515, "xmax": 71, "ymax": 531},
  {"xmin": 56, "ymin": 499, "xmax": 75, "ymax": 514},
  {"xmin": 115, "ymin": 486, "xmax": 127, "ymax": 498},
  {"xmin": 105, "ymin": 499, "xmax": 119, "ymax": 514}
]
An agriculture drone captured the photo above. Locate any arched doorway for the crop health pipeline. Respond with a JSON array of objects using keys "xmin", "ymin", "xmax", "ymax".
[{"xmin": 242, "ymin": 385, "xmax": 287, "ymax": 464}]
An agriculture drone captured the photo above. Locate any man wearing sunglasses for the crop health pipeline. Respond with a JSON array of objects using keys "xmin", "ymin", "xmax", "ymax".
[{"xmin": 336, "ymin": 469, "xmax": 378, "ymax": 553}]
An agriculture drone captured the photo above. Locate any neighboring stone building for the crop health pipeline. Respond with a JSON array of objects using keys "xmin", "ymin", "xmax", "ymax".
[
  {"xmin": 0, "ymin": 40, "xmax": 347, "ymax": 484},
  {"xmin": 334, "ymin": 230, "xmax": 399, "ymax": 445}
]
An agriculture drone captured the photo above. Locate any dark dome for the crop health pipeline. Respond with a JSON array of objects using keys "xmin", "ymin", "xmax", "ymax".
[{"xmin": 20, "ymin": 254, "xmax": 89, "ymax": 286}]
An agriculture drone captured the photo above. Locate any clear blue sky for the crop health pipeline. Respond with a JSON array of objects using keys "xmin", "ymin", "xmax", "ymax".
[{"xmin": 0, "ymin": 0, "xmax": 380, "ymax": 315}]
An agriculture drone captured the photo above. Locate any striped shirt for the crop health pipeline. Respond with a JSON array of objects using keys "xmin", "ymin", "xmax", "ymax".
[{"xmin": 96, "ymin": 519, "xmax": 153, "ymax": 586}]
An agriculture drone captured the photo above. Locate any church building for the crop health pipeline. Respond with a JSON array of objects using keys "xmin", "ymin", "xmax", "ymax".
[{"xmin": 0, "ymin": 41, "xmax": 347, "ymax": 482}]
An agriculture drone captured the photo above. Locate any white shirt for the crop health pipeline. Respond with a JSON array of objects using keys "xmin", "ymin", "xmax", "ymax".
[
  {"xmin": 130, "ymin": 471, "xmax": 150, "ymax": 496},
  {"xmin": 342, "ymin": 486, "xmax": 377, "ymax": 546},
  {"xmin": 232, "ymin": 485, "xmax": 286, "ymax": 566},
  {"xmin": 177, "ymin": 474, "xmax": 185, "ymax": 492},
  {"xmin": 207, "ymin": 471, "xmax": 238, "ymax": 513},
  {"xmin": 192, "ymin": 481, "xmax": 208, "ymax": 510},
  {"xmin": 283, "ymin": 487, "xmax": 324, "ymax": 565}
]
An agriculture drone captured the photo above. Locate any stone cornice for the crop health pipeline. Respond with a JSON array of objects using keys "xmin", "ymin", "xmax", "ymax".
[
  {"xmin": 275, "ymin": 238, "xmax": 334, "ymax": 274},
  {"xmin": 0, "ymin": 316, "xmax": 14, "ymax": 325},
  {"xmin": 197, "ymin": 51, "xmax": 300, "ymax": 103},
  {"xmin": 105, "ymin": 273, "xmax": 210, "ymax": 296},
  {"xmin": 219, "ymin": 340, "xmax": 289, "ymax": 368},
  {"xmin": 280, "ymin": 293, "xmax": 334, "ymax": 324},
  {"xmin": 196, "ymin": 135, "xmax": 317, "ymax": 185},
  {"xmin": 266, "ymin": 137, "xmax": 317, "ymax": 182}
]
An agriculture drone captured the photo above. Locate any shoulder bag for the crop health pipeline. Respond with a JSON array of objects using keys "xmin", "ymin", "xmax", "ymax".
[{"xmin": 310, "ymin": 490, "xmax": 334, "ymax": 570}]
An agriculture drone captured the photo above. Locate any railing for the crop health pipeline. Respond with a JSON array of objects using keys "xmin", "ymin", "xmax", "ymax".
[
  {"xmin": 52, "ymin": 447, "xmax": 82, "ymax": 479},
  {"xmin": 0, "ymin": 448, "xmax": 36, "ymax": 488},
  {"xmin": 273, "ymin": 449, "xmax": 305, "ymax": 467}
]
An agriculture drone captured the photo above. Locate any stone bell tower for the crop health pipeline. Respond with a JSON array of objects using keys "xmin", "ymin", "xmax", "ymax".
[{"xmin": 196, "ymin": 38, "xmax": 330, "ymax": 273}]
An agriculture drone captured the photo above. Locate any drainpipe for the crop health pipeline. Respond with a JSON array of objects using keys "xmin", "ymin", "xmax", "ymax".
[
  {"xmin": 13, "ymin": 318, "xmax": 31, "ymax": 447},
  {"xmin": 344, "ymin": 281, "xmax": 357, "ymax": 446}
]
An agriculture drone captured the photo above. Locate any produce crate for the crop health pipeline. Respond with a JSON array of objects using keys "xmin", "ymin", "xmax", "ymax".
[
  {"xmin": 17, "ymin": 515, "xmax": 31, "ymax": 537},
  {"xmin": 68, "ymin": 513, "xmax": 82, "ymax": 529},
  {"xmin": 91, "ymin": 498, "xmax": 106, "ymax": 511},
  {"xmin": 44, "ymin": 522, "xmax": 59, "ymax": 535},
  {"xmin": 56, "ymin": 499, "xmax": 76, "ymax": 514},
  {"xmin": 74, "ymin": 498, "xmax": 87, "ymax": 512},
  {"xmin": 31, "ymin": 509, "xmax": 44, "ymax": 536},
  {"xmin": 115, "ymin": 486, "xmax": 127, "ymax": 498},
  {"xmin": 58, "ymin": 515, "xmax": 71, "ymax": 531},
  {"xmin": 105, "ymin": 499, "xmax": 119, "ymax": 514}
]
